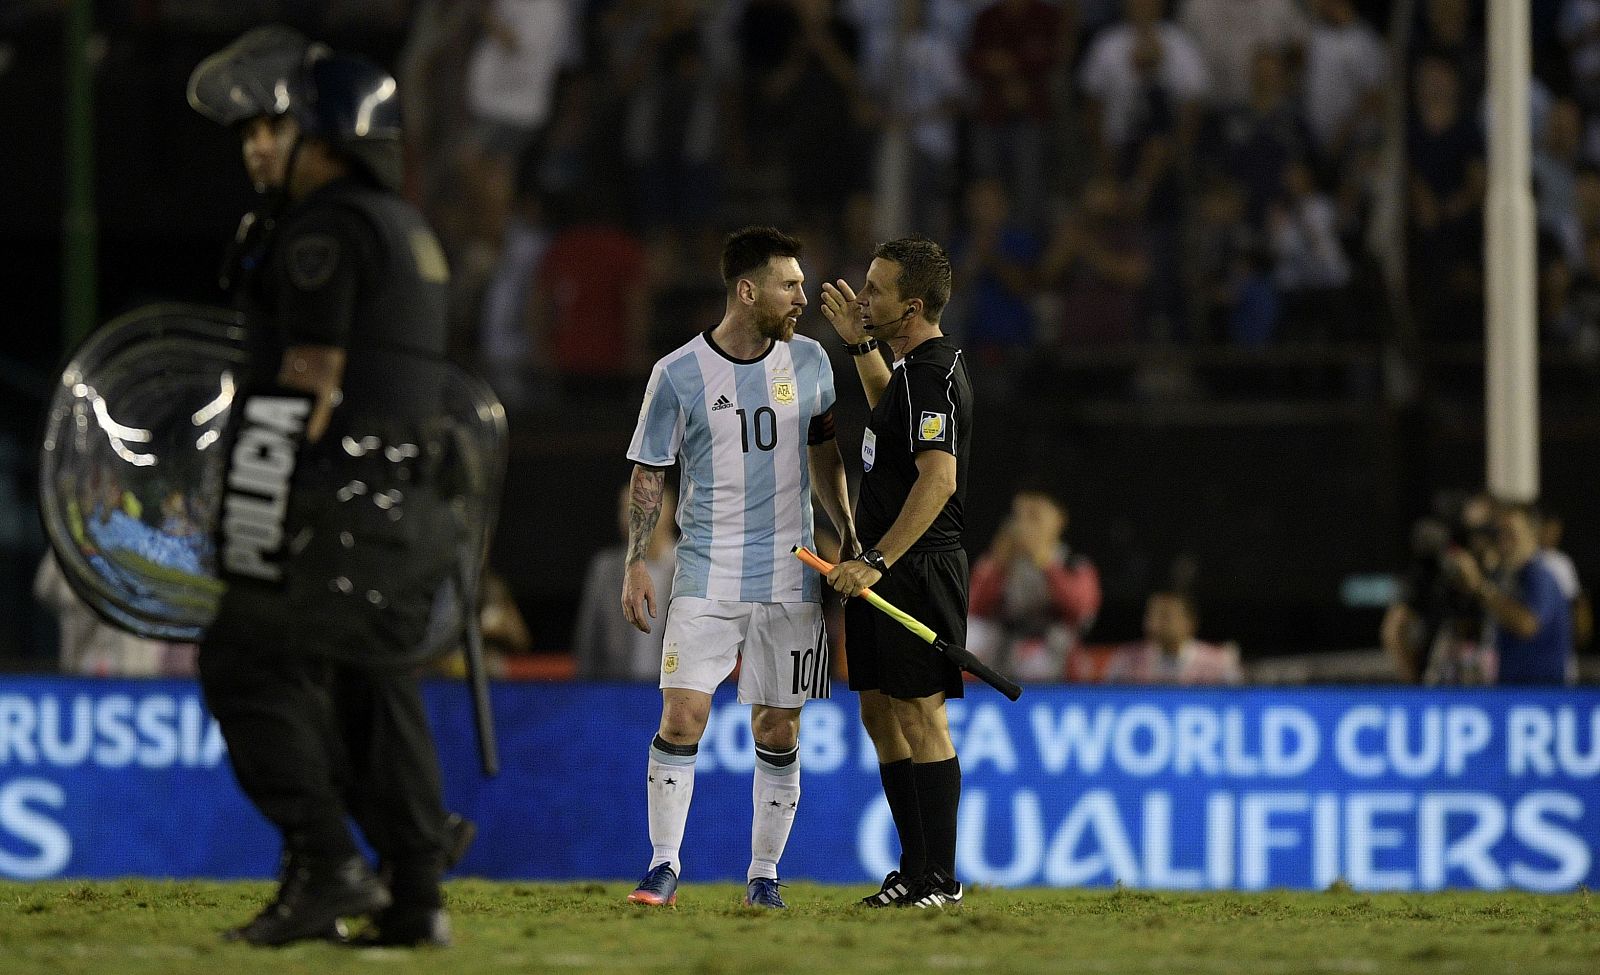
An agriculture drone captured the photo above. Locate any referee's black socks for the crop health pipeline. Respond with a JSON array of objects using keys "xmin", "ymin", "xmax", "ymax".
[
  {"xmin": 878, "ymin": 758, "xmax": 926, "ymax": 878},
  {"xmin": 912, "ymin": 757, "xmax": 961, "ymax": 879}
]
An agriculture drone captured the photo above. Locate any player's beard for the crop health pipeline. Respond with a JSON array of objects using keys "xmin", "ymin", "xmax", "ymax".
[{"xmin": 756, "ymin": 307, "xmax": 799, "ymax": 343}]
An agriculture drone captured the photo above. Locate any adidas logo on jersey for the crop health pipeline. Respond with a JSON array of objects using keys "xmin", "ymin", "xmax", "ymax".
[{"xmin": 711, "ymin": 395, "xmax": 733, "ymax": 411}]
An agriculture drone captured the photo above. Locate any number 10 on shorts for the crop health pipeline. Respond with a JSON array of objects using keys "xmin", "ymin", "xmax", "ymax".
[{"xmin": 789, "ymin": 644, "xmax": 830, "ymax": 699}]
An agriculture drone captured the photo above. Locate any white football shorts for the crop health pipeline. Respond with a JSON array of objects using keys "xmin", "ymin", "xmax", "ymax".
[{"xmin": 659, "ymin": 596, "xmax": 829, "ymax": 707}]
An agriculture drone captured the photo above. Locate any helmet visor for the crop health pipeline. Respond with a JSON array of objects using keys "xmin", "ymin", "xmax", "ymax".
[{"xmin": 187, "ymin": 25, "xmax": 318, "ymax": 126}]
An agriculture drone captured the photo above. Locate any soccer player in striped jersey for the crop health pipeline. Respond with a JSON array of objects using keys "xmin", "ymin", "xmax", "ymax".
[{"xmin": 620, "ymin": 227, "xmax": 857, "ymax": 909}]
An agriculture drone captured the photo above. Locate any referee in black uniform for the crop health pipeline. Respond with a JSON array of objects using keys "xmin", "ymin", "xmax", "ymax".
[
  {"xmin": 189, "ymin": 28, "xmax": 456, "ymax": 947},
  {"xmin": 819, "ymin": 238, "xmax": 972, "ymax": 908}
]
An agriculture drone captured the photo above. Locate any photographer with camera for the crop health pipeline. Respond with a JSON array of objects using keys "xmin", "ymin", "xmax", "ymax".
[
  {"xmin": 1382, "ymin": 492, "xmax": 1496, "ymax": 684},
  {"xmin": 1443, "ymin": 500, "xmax": 1575, "ymax": 686}
]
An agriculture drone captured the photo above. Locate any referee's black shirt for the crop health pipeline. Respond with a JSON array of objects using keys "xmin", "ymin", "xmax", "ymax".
[{"xmin": 856, "ymin": 336, "xmax": 973, "ymax": 553}]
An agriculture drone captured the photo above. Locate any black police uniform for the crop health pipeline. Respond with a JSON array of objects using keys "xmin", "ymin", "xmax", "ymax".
[
  {"xmin": 846, "ymin": 337, "xmax": 973, "ymax": 700},
  {"xmin": 198, "ymin": 175, "xmax": 454, "ymax": 921}
]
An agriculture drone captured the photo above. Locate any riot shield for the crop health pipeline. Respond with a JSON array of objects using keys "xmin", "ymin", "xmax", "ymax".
[{"xmin": 39, "ymin": 303, "xmax": 509, "ymax": 672}]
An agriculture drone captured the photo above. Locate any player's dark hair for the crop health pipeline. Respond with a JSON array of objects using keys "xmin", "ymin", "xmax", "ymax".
[
  {"xmin": 873, "ymin": 236, "xmax": 952, "ymax": 322},
  {"xmin": 721, "ymin": 226, "xmax": 802, "ymax": 285}
]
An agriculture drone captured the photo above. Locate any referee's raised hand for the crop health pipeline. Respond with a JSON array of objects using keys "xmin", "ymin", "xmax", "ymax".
[{"xmin": 820, "ymin": 279, "xmax": 867, "ymax": 343}]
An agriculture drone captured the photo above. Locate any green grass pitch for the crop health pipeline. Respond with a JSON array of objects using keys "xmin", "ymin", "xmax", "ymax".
[{"xmin": 2, "ymin": 880, "xmax": 1598, "ymax": 974}]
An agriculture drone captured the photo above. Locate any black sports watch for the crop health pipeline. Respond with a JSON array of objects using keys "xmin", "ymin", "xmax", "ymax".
[
  {"xmin": 846, "ymin": 338, "xmax": 880, "ymax": 356},
  {"xmin": 859, "ymin": 548, "xmax": 889, "ymax": 573}
]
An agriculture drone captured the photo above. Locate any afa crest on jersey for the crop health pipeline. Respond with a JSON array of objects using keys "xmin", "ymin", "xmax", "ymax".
[
  {"xmin": 919, "ymin": 411, "xmax": 947, "ymax": 442},
  {"xmin": 771, "ymin": 378, "xmax": 796, "ymax": 405},
  {"xmin": 663, "ymin": 646, "xmax": 679, "ymax": 674}
]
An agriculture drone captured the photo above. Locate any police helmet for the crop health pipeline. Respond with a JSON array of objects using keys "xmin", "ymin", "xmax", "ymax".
[{"xmin": 188, "ymin": 26, "xmax": 404, "ymax": 191}]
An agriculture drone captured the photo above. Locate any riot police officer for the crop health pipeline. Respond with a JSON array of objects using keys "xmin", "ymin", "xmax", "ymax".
[{"xmin": 187, "ymin": 28, "xmax": 457, "ymax": 947}]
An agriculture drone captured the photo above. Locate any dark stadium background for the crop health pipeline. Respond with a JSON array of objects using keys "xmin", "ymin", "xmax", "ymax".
[{"xmin": 0, "ymin": 0, "xmax": 1593, "ymax": 673}]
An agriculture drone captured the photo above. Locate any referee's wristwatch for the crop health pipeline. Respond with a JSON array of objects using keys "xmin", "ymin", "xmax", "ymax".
[{"xmin": 859, "ymin": 548, "xmax": 889, "ymax": 573}]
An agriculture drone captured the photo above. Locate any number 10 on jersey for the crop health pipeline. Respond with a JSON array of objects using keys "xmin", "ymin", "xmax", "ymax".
[{"xmin": 737, "ymin": 407, "xmax": 777, "ymax": 453}]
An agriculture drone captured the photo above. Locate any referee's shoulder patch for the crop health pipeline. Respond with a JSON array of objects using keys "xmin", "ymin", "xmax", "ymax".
[{"xmin": 918, "ymin": 411, "xmax": 947, "ymax": 442}]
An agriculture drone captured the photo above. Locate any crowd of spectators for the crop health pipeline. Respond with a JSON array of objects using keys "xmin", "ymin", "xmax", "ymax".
[
  {"xmin": 59, "ymin": 0, "xmax": 1548, "ymax": 405},
  {"xmin": 405, "ymin": 0, "xmax": 1400, "ymax": 392},
  {"xmin": 383, "ymin": 0, "xmax": 1600, "ymax": 408},
  {"xmin": 46, "ymin": 1, "xmax": 1598, "ymax": 393}
]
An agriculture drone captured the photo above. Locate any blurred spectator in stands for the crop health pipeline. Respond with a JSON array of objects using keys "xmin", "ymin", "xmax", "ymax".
[
  {"xmin": 526, "ymin": 192, "xmax": 652, "ymax": 393},
  {"xmin": 1411, "ymin": 0, "xmax": 1483, "ymax": 105},
  {"xmin": 968, "ymin": 490, "xmax": 1101, "ymax": 683},
  {"xmin": 459, "ymin": 0, "xmax": 579, "ymax": 277},
  {"xmin": 1102, "ymin": 591, "xmax": 1243, "ymax": 684},
  {"xmin": 1407, "ymin": 54, "xmax": 1485, "ymax": 341},
  {"xmin": 1192, "ymin": 177, "xmax": 1280, "ymax": 346},
  {"xmin": 838, "ymin": 190, "xmax": 882, "ymax": 285},
  {"xmin": 1040, "ymin": 176, "xmax": 1152, "ymax": 343},
  {"xmin": 1078, "ymin": 0, "xmax": 1209, "ymax": 173},
  {"xmin": 965, "ymin": 0, "xmax": 1070, "ymax": 226},
  {"xmin": 861, "ymin": 0, "xmax": 968, "ymax": 241},
  {"xmin": 479, "ymin": 189, "xmax": 549, "ymax": 411},
  {"xmin": 770, "ymin": 0, "xmax": 872, "ymax": 223},
  {"xmin": 948, "ymin": 179, "xmax": 1043, "ymax": 367},
  {"xmin": 1270, "ymin": 162, "xmax": 1351, "ymax": 341},
  {"xmin": 1557, "ymin": 232, "xmax": 1600, "ymax": 355},
  {"xmin": 1302, "ymin": 0, "xmax": 1387, "ymax": 168},
  {"xmin": 1177, "ymin": 0, "xmax": 1307, "ymax": 109},
  {"xmin": 1446, "ymin": 500, "xmax": 1575, "ymax": 686},
  {"xmin": 1083, "ymin": 2, "xmax": 1204, "ymax": 339},
  {"xmin": 844, "ymin": 0, "xmax": 978, "ymax": 56},
  {"xmin": 1560, "ymin": 0, "xmax": 1600, "ymax": 113},
  {"xmin": 737, "ymin": 0, "xmax": 807, "ymax": 196},
  {"xmin": 573, "ymin": 484, "xmax": 677, "ymax": 681},
  {"xmin": 1540, "ymin": 243, "xmax": 1580, "ymax": 350},
  {"xmin": 399, "ymin": 0, "xmax": 484, "ymax": 223},
  {"xmin": 1204, "ymin": 46, "xmax": 1313, "ymax": 226},
  {"xmin": 1539, "ymin": 512, "xmax": 1594, "ymax": 653},
  {"xmin": 1535, "ymin": 97, "xmax": 1586, "ymax": 268},
  {"xmin": 1576, "ymin": 163, "xmax": 1600, "ymax": 256},
  {"xmin": 610, "ymin": 0, "xmax": 725, "ymax": 234},
  {"xmin": 34, "ymin": 554, "xmax": 196, "ymax": 676}
]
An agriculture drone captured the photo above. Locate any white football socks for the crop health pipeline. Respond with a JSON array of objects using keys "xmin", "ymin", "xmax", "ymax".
[
  {"xmin": 646, "ymin": 737, "xmax": 697, "ymax": 876},
  {"xmin": 749, "ymin": 743, "xmax": 800, "ymax": 882}
]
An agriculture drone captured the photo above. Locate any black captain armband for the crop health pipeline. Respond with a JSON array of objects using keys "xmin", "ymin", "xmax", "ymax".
[
  {"xmin": 846, "ymin": 338, "xmax": 879, "ymax": 356},
  {"xmin": 808, "ymin": 408, "xmax": 837, "ymax": 445}
]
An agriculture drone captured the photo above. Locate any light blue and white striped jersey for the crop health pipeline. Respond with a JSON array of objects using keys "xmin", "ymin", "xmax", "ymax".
[{"xmin": 627, "ymin": 330, "xmax": 836, "ymax": 603}]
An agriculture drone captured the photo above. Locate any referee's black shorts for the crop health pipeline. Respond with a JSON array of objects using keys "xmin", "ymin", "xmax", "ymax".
[{"xmin": 845, "ymin": 548, "xmax": 967, "ymax": 701}]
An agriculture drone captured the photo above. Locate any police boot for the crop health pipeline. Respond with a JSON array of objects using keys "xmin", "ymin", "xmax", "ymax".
[
  {"xmin": 379, "ymin": 812, "xmax": 476, "ymax": 887},
  {"xmin": 350, "ymin": 905, "xmax": 452, "ymax": 948},
  {"xmin": 354, "ymin": 849, "xmax": 448, "ymax": 948},
  {"xmin": 226, "ymin": 853, "xmax": 392, "ymax": 947}
]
